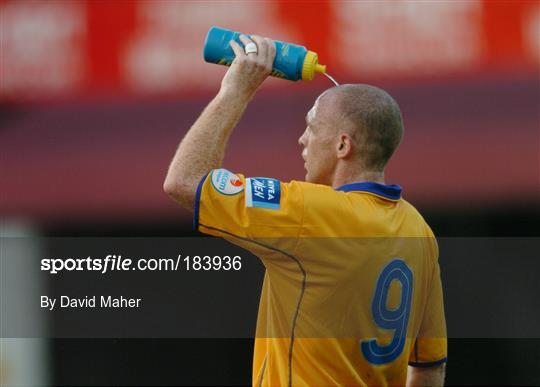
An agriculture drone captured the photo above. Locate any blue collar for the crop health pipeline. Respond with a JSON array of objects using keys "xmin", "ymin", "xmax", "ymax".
[{"xmin": 336, "ymin": 182, "xmax": 402, "ymax": 201}]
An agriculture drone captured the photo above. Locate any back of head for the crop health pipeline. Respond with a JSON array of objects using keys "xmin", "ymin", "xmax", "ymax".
[{"xmin": 330, "ymin": 84, "xmax": 404, "ymax": 171}]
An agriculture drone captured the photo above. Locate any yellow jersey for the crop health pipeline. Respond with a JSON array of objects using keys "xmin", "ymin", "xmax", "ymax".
[{"xmin": 195, "ymin": 169, "xmax": 447, "ymax": 386}]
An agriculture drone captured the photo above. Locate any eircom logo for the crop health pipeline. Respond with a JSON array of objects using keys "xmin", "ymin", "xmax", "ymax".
[
  {"xmin": 230, "ymin": 176, "xmax": 243, "ymax": 187},
  {"xmin": 210, "ymin": 169, "xmax": 244, "ymax": 195}
]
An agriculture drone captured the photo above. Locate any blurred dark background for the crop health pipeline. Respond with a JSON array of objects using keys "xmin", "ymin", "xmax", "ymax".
[{"xmin": 1, "ymin": 0, "xmax": 539, "ymax": 385}]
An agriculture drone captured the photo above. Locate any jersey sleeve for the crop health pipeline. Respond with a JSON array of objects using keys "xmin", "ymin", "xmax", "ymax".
[
  {"xmin": 409, "ymin": 259, "xmax": 448, "ymax": 367},
  {"xmin": 194, "ymin": 169, "xmax": 304, "ymax": 240}
]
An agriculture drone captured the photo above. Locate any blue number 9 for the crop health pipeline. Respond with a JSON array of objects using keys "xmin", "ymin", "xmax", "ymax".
[{"xmin": 361, "ymin": 259, "xmax": 413, "ymax": 364}]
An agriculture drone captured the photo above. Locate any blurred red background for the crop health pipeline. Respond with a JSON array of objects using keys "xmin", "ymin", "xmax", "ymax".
[
  {"xmin": 1, "ymin": 3, "xmax": 539, "ymax": 386},
  {"xmin": 1, "ymin": 0, "xmax": 538, "ymax": 222}
]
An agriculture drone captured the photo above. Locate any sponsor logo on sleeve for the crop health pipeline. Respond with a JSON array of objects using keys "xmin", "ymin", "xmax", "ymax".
[
  {"xmin": 245, "ymin": 177, "xmax": 281, "ymax": 210},
  {"xmin": 210, "ymin": 169, "xmax": 244, "ymax": 195}
]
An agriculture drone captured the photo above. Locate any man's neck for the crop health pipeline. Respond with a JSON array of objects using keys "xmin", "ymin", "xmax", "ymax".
[{"xmin": 331, "ymin": 168, "xmax": 385, "ymax": 189}]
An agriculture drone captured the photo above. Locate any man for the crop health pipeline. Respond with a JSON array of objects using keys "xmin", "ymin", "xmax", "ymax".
[{"xmin": 164, "ymin": 35, "xmax": 447, "ymax": 386}]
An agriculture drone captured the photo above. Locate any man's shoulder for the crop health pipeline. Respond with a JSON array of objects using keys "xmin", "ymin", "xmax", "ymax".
[
  {"xmin": 399, "ymin": 198, "xmax": 423, "ymax": 217},
  {"xmin": 286, "ymin": 180, "xmax": 334, "ymax": 191},
  {"xmin": 282, "ymin": 181, "xmax": 436, "ymax": 236},
  {"xmin": 399, "ymin": 198, "xmax": 436, "ymax": 237},
  {"xmin": 284, "ymin": 180, "xmax": 343, "ymax": 202}
]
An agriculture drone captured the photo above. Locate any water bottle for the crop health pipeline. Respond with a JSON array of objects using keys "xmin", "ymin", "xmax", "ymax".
[{"xmin": 203, "ymin": 26, "xmax": 326, "ymax": 81}]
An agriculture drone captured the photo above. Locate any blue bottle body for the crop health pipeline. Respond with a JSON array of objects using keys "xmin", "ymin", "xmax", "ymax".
[{"xmin": 204, "ymin": 26, "xmax": 307, "ymax": 81}]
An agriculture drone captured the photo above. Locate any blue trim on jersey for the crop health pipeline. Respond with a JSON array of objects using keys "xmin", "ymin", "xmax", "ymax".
[
  {"xmin": 193, "ymin": 173, "xmax": 208, "ymax": 230},
  {"xmin": 409, "ymin": 357, "xmax": 448, "ymax": 368},
  {"xmin": 336, "ymin": 182, "xmax": 402, "ymax": 200}
]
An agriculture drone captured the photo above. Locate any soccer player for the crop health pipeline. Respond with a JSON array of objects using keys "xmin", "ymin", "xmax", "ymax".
[{"xmin": 164, "ymin": 35, "xmax": 447, "ymax": 386}]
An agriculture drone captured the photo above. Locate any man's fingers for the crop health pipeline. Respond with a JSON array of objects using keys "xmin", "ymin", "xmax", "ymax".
[
  {"xmin": 238, "ymin": 34, "xmax": 255, "ymax": 54},
  {"xmin": 236, "ymin": 35, "xmax": 274, "ymax": 72},
  {"xmin": 265, "ymin": 38, "xmax": 276, "ymax": 69},
  {"xmin": 229, "ymin": 40, "xmax": 245, "ymax": 60},
  {"xmin": 251, "ymin": 35, "xmax": 267, "ymax": 61},
  {"xmin": 266, "ymin": 38, "xmax": 276, "ymax": 60}
]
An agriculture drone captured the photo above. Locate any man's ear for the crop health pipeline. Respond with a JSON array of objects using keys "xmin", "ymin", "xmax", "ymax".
[{"xmin": 337, "ymin": 133, "xmax": 353, "ymax": 159}]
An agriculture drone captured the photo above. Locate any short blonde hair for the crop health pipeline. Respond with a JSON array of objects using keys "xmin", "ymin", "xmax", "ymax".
[{"xmin": 331, "ymin": 84, "xmax": 404, "ymax": 171}]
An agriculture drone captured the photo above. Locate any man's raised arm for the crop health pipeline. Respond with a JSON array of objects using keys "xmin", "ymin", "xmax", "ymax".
[{"xmin": 163, "ymin": 35, "xmax": 276, "ymax": 210}]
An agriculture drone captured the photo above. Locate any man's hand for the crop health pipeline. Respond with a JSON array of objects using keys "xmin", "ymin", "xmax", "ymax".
[{"xmin": 220, "ymin": 35, "xmax": 276, "ymax": 102}]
